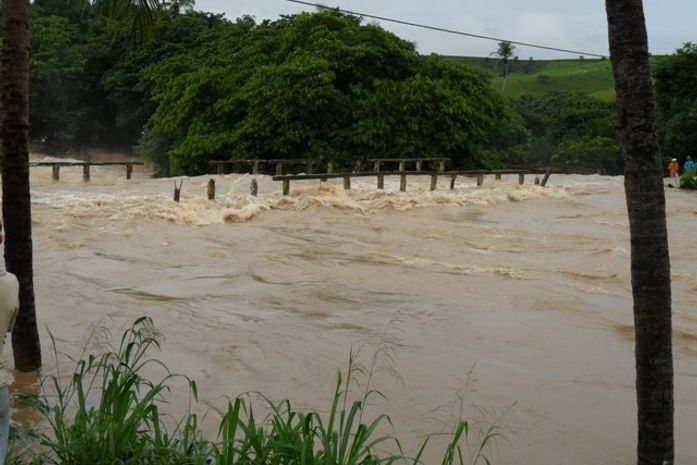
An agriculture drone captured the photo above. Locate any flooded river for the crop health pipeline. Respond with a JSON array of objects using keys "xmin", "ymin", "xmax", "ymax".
[{"xmin": 6, "ymin": 155, "xmax": 697, "ymax": 464}]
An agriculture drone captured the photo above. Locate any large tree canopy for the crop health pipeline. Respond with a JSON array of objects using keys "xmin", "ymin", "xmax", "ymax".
[
  {"xmin": 27, "ymin": 5, "xmax": 693, "ymax": 176},
  {"xmin": 654, "ymin": 42, "xmax": 697, "ymax": 165},
  {"xmin": 514, "ymin": 92, "xmax": 621, "ymax": 172},
  {"xmin": 139, "ymin": 11, "xmax": 507, "ymax": 175}
]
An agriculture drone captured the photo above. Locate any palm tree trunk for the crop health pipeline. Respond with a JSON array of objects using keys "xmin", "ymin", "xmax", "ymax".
[
  {"xmin": 501, "ymin": 58, "xmax": 508, "ymax": 93},
  {"xmin": 2, "ymin": 0, "xmax": 42, "ymax": 371},
  {"xmin": 605, "ymin": 1, "xmax": 673, "ymax": 464}
]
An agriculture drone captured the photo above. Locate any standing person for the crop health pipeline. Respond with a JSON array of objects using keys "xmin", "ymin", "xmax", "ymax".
[
  {"xmin": 0, "ymin": 221, "xmax": 19, "ymax": 464},
  {"xmin": 684, "ymin": 156, "xmax": 695, "ymax": 173},
  {"xmin": 667, "ymin": 158, "xmax": 680, "ymax": 177}
]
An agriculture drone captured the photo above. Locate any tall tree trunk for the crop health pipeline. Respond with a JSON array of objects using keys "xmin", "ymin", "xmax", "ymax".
[
  {"xmin": 500, "ymin": 58, "xmax": 508, "ymax": 93},
  {"xmin": 2, "ymin": 0, "xmax": 42, "ymax": 371},
  {"xmin": 605, "ymin": 1, "xmax": 673, "ymax": 464}
]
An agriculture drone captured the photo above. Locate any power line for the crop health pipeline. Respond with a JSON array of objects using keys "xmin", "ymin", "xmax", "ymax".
[{"xmin": 284, "ymin": 0, "xmax": 607, "ymax": 58}]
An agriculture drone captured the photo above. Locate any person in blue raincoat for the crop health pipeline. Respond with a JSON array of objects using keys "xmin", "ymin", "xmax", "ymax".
[{"xmin": 684, "ymin": 156, "xmax": 695, "ymax": 173}]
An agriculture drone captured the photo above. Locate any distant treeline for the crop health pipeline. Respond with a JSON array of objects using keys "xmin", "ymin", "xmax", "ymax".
[{"xmin": 29, "ymin": 1, "xmax": 696, "ymax": 176}]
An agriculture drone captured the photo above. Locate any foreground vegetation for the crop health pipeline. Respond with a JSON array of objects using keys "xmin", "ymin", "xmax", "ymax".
[
  {"xmin": 28, "ymin": 1, "xmax": 697, "ymax": 178},
  {"xmin": 9, "ymin": 318, "xmax": 496, "ymax": 465},
  {"xmin": 679, "ymin": 169, "xmax": 697, "ymax": 190}
]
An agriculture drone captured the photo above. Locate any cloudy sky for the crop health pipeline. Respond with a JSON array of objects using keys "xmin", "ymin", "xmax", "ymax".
[{"xmin": 193, "ymin": 0, "xmax": 695, "ymax": 59}]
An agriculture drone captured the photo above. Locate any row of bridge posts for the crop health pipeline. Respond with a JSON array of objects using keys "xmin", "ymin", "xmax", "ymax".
[
  {"xmin": 47, "ymin": 164, "xmax": 135, "ymax": 181},
  {"xmin": 190, "ymin": 169, "xmax": 535, "ymax": 202}
]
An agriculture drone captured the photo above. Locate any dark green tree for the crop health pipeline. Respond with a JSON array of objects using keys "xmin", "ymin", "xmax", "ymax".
[
  {"xmin": 514, "ymin": 92, "xmax": 621, "ymax": 171},
  {"xmin": 354, "ymin": 56, "xmax": 505, "ymax": 167},
  {"xmin": 654, "ymin": 42, "xmax": 697, "ymax": 165},
  {"xmin": 30, "ymin": 15, "xmax": 89, "ymax": 150},
  {"xmin": 551, "ymin": 135, "xmax": 621, "ymax": 173},
  {"xmin": 140, "ymin": 11, "xmax": 505, "ymax": 176}
]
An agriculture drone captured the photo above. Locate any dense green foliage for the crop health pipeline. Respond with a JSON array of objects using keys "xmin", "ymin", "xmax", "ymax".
[
  {"xmin": 10, "ymin": 318, "xmax": 496, "ymax": 465},
  {"xmin": 654, "ymin": 42, "xmax": 697, "ymax": 169},
  {"xmin": 28, "ymin": 5, "xmax": 509, "ymax": 175},
  {"xmin": 138, "ymin": 12, "xmax": 509, "ymax": 175},
  {"xmin": 679, "ymin": 168, "xmax": 697, "ymax": 190},
  {"xmin": 513, "ymin": 92, "xmax": 621, "ymax": 172},
  {"xmin": 30, "ymin": 14, "xmax": 89, "ymax": 147},
  {"xmin": 25, "ymin": 3, "xmax": 694, "ymax": 177}
]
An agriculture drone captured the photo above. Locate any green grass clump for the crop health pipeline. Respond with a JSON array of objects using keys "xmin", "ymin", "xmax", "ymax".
[
  {"xmin": 679, "ymin": 168, "xmax": 697, "ymax": 189},
  {"xmin": 10, "ymin": 318, "xmax": 498, "ymax": 465}
]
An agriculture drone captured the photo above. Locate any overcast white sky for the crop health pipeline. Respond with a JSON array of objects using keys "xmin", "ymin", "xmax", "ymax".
[{"xmin": 193, "ymin": 0, "xmax": 695, "ymax": 59}]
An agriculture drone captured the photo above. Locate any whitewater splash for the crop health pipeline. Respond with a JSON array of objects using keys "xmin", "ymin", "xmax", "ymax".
[{"xmin": 31, "ymin": 173, "xmax": 571, "ymax": 226}]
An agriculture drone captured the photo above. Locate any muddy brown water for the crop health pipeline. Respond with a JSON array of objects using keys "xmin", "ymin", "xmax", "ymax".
[{"xmin": 5, "ymin": 155, "xmax": 697, "ymax": 464}]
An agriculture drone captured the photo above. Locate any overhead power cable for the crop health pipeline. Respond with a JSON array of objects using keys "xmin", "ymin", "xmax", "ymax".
[{"xmin": 284, "ymin": 0, "xmax": 607, "ymax": 58}]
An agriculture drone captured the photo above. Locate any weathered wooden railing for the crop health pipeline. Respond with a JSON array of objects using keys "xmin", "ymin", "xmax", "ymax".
[
  {"xmin": 368, "ymin": 158, "xmax": 449, "ymax": 173},
  {"xmin": 210, "ymin": 159, "xmax": 318, "ymax": 176},
  {"xmin": 30, "ymin": 161, "xmax": 144, "ymax": 181},
  {"xmin": 210, "ymin": 158, "xmax": 451, "ymax": 176},
  {"xmin": 272, "ymin": 169, "xmax": 553, "ymax": 195}
]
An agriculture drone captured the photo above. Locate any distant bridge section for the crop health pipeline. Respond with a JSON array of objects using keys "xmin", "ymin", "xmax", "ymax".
[{"xmin": 30, "ymin": 161, "xmax": 145, "ymax": 181}]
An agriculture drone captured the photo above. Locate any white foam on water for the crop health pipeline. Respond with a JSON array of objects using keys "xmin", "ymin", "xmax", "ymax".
[{"xmin": 30, "ymin": 175, "xmax": 571, "ymax": 226}]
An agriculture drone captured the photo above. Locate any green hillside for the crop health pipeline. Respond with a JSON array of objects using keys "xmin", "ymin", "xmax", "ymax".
[{"xmin": 448, "ymin": 55, "xmax": 668, "ymax": 100}]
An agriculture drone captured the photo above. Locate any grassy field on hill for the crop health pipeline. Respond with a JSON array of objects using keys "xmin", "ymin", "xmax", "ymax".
[{"xmin": 449, "ymin": 55, "xmax": 668, "ymax": 100}]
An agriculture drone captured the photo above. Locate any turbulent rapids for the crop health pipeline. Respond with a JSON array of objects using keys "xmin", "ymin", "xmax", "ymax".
[{"xmin": 8, "ymin": 154, "xmax": 697, "ymax": 464}]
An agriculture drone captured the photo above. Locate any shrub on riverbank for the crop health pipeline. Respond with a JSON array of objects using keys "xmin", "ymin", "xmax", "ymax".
[
  {"xmin": 679, "ymin": 168, "xmax": 697, "ymax": 190},
  {"xmin": 10, "ymin": 318, "xmax": 496, "ymax": 465}
]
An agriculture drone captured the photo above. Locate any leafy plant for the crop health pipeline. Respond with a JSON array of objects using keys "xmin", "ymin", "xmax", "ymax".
[
  {"xmin": 13, "ymin": 318, "xmax": 498, "ymax": 465},
  {"xmin": 679, "ymin": 167, "xmax": 697, "ymax": 190},
  {"xmin": 28, "ymin": 317, "xmax": 209, "ymax": 465}
]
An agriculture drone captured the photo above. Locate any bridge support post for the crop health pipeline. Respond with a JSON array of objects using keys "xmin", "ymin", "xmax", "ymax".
[
  {"xmin": 430, "ymin": 174, "xmax": 437, "ymax": 191},
  {"xmin": 208, "ymin": 179, "xmax": 216, "ymax": 200},
  {"xmin": 174, "ymin": 180, "xmax": 183, "ymax": 202},
  {"xmin": 282, "ymin": 179, "xmax": 290, "ymax": 195},
  {"xmin": 83, "ymin": 164, "xmax": 90, "ymax": 181},
  {"xmin": 343, "ymin": 176, "xmax": 351, "ymax": 190},
  {"xmin": 477, "ymin": 174, "xmax": 484, "ymax": 186},
  {"xmin": 377, "ymin": 174, "xmax": 384, "ymax": 189},
  {"xmin": 126, "ymin": 164, "xmax": 133, "ymax": 179},
  {"xmin": 450, "ymin": 175, "xmax": 456, "ymax": 189},
  {"xmin": 400, "ymin": 174, "xmax": 407, "ymax": 192},
  {"xmin": 518, "ymin": 173, "xmax": 525, "ymax": 185},
  {"xmin": 540, "ymin": 169, "xmax": 552, "ymax": 187},
  {"xmin": 52, "ymin": 166, "xmax": 60, "ymax": 181}
]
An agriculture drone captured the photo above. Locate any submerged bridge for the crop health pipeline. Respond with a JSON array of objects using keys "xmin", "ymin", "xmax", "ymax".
[
  {"xmin": 209, "ymin": 157, "xmax": 451, "ymax": 176},
  {"xmin": 271, "ymin": 169, "xmax": 553, "ymax": 196},
  {"xmin": 208, "ymin": 157, "xmax": 564, "ymax": 196},
  {"xmin": 30, "ymin": 161, "xmax": 144, "ymax": 181}
]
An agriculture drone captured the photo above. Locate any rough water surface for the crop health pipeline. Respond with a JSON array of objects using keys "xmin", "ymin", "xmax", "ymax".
[{"xmin": 7, "ymin": 156, "xmax": 697, "ymax": 464}]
